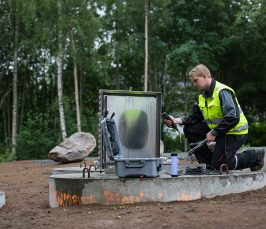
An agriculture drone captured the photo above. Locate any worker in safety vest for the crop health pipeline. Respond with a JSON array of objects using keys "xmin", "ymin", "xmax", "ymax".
[{"xmin": 165, "ymin": 64, "xmax": 264, "ymax": 171}]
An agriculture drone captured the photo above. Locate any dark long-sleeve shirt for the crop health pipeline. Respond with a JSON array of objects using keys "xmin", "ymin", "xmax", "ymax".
[{"xmin": 181, "ymin": 80, "xmax": 240, "ymax": 136}]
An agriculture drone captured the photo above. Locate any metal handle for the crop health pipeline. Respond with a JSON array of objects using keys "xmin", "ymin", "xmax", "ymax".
[
  {"xmin": 125, "ymin": 160, "xmax": 145, "ymax": 168},
  {"xmin": 187, "ymin": 139, "xmax": 208, "ymax": 156}
]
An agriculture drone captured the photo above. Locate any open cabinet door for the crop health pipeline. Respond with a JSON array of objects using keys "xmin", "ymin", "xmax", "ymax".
[{"xmin": 99, "ymin": 90, "xmax": 161, "ymax": 168}]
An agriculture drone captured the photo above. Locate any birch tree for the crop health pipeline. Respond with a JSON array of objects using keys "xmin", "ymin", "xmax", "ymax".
[
  {"xmin": 8, "ymin": 0, "xmax": 20, "ymax": 158},
  {"xmin": 11, "ymin": 14, "xmax": 18, "ymax": 157},
  {"xmin": 57, "ymin": 0, "xmax": 67, "ymax": 140},
  {"xmin": 71, "ymin": 34, "xmax": 81, "ymax": 132}
]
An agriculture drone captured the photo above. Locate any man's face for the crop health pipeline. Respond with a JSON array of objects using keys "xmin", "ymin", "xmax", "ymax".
[{"xmin": 189, "ymin": 75, "xmax": 208, "ymax": 90}]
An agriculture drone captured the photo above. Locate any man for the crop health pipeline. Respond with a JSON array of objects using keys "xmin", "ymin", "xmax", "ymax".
[{"xmin": 166, "ymin": 64, "xmax": 264, "ymax": 171}]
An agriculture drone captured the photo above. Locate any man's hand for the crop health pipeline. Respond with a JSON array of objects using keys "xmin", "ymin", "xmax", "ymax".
[
  {"xmin": 173, "ymin": 117, "xmax": 182, "ymax": 125},
  {"xmin": 162, "ymin": 112, "xmax": 182, "ymax": 137},
  {"xmin": 206, "ymin": 131, "xmax": 216, "ymax": 143},
  {"xmin": 164, "ymin": 116, "xmax": 182, "ymax": 126}
]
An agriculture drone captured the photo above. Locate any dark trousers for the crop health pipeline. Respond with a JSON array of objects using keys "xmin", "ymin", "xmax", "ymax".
[{"xmin": 183, "ymin": 121, "xmax": 247, "ymax": 170}]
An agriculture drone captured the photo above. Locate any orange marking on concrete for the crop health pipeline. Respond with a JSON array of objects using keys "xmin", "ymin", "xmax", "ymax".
[
  {"xmin": 71, "ymin": 195, "xmax": 81, "ymax": 206},
  {"xmin": 55, "ymin": 191, "xmax": 85, "ymax": 206},
  {"xmin": 71, "ymin": 195, "xmax": 76, "ymax": 205},
  {"xmin": 103, "ymin": 191, "xmax": 147, "ymax": 205},
  {"xmin": 76, "ymin": 195, "xmax": 81, "ymax": 206},
  {"xmin": 103, "ymin": 191, "xmax": 114, "ymax": 205},
  {"xmin": 87, "ymin": 195, "xmax": 97, "ymax": 204},
  {"xmin": 56, "ymin": 189, "xmax": 205, "ymax": 206},
  {"xmin": 115, "ymin": 193, "xmax": 121, "ymax": 203},
  {"xmin": 158, "ymin": 192, "xmax": 164, "ymax": 199},
  {"xmin": 56, "ymin": 192, "xmax": 64, "ymax": 206},
  {"xmin": 177, "ymin": 192, "xmax": 199, "ymax": 201},
  {"xmin": 104, "ymin": 191, "xmax": 146, "ymax": 205},
  {"xmin": 129, "ymin": 195, "xmax": 135, "ymax": 204},
  {"xmin": 121, "ymin": 196, "xmax": 129, "ymax": 204},
  {"xmin": 176, "ymin": 192, "xmax": 193, "ymax": 201},
  {"xmin": 63, "ymin": 193, "xmax": 67, "ymax": 201},
  {"xmin": 55, "ymin": 189, "xmax": 203, "ymax": 206},
  {"xmin": 90, "ymin": 195, "xmax": 98, "ymax": 204},
  {"xmin": 81, "ymin": 195, "xmax": 98, "ymax": 205},
  {"xmin": 81, "ymin": 196, "xmax": 88, "ymax": 205}
]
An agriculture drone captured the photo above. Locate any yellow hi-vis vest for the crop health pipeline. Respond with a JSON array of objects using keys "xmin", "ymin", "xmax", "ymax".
[{"xmin": 198, "ymin": 81, "xmax": 248, "ymax": 135}]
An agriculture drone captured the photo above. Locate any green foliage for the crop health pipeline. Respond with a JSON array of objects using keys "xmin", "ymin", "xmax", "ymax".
[
  {"xmin": 0, "ymin": 146, "xmax": 14, "ymax": 162},
  {"xmin": 16, "ymin": 113, "xmax": 59, "ymax": 160},
  {"xmin": 247, "ymin": 123, "xmax": 266, "ymax": 146},
  {"xmin": 162, "ymin": 134, "xmax": 179, "ymax": 153},
  {"xmin": 1, "ymin": 0, "xmax": 266, "ymax": 161},
  {"xmin": 219, "ymin": 0, "xmax": 266, "ymax": 119},
  {"xmin": 161, "ymin": 128, "xmax": 184, "ymax": 153}
]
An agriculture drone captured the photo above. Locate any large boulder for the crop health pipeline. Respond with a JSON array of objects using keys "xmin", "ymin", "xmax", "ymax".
[{"xmin": 48, "ymin": 132, "xmax": 96, "ymax": 163}]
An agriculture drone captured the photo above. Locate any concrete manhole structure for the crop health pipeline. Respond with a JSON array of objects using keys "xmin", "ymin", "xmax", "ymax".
[{"xmin": 49, "ymin": 170, "xmax": 266, "ymax": 208}]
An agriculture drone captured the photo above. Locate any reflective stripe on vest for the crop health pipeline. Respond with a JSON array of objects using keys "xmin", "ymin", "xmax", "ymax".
[
  {"xmin": 205, "ymin": 107, "xmax": 244, "ymax": 125},
  {"xmin": 198, "ymin": 81, "xmax": 248, "ymax": 135}
]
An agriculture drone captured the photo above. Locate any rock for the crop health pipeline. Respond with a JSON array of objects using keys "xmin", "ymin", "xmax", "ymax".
[{"xmin": 48, "ymin": 132, "xmax": 96, "ymax": 163}]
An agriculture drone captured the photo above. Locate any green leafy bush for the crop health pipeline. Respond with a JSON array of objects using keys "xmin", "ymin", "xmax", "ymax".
[
  {"xmin": 16, "ymin": 113, "xmax": 59, "ymax": 160},
  {"xmin": 0, "ymin": 145, "xmax": 14, "ymax": 162},
  {"xmin": 247, "ymin": 123, "xmax": 266, "ymax": 146},
  {"xmin": 16, "ymin": 108, "xmax": 99, "ymax": 160}
]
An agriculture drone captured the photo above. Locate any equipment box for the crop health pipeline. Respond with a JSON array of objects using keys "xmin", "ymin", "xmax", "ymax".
[
  {"xmin": 101, "ymin": 117, "xmax": 162, "ymax": 178},
  {"xmin": 115, "ymin": 158, "xmax": 162, "ymax": 178}
]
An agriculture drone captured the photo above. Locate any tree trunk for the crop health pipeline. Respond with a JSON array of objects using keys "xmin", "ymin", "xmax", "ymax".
[
  {"xmin": 11, "ymin": 11, "xmax": 19, "ymax": 158},
  {"xmin": 79, "ymin": 65, "xmax": 83, "ymax": 116},
  {"xmin": 57, "ymin": 43, "xmax": 67, "ymax": 140},
  {"xmin": 144, "ymin": 0, "xmax": 149, "ymax": 91},
  {"xmin": 3, "ymin": 103, "xmax": 8, "ymax": 145},
  {"xmin": 114, "ymin": 4, "xmax": 120, "ymax": 89},
  {"xmin": 7, "ymin": 97, "xmax": 11, "ymax": 145},
  {"xmin": 73, "ymin": 61, "xmax": 81, "ymax": 132},
  {"xmin": 71, "ymin": 31, "xmax": 81, "ymax": 132},
  {"xmin": 19, "ymin": 83, "xmax": 26, "ymax": 132},
  {"xmin": 115, "ymin": 51, "xmax": 120, "ymax": 89},
  {"xmin": 57, "ymin": 0, "xmax": 67, "ymax": 140},
  {"xmin": 0, "ymin": 87, "xmax": 11, "ymax": 111}
]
